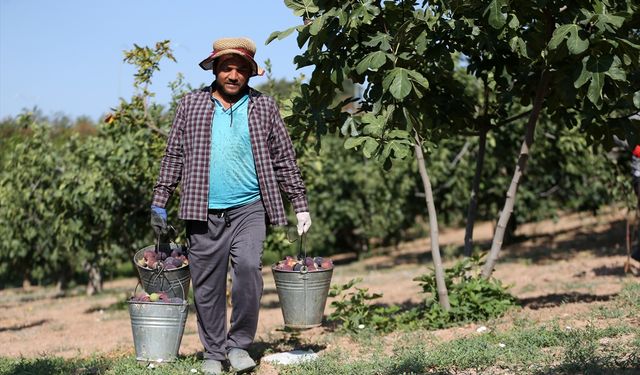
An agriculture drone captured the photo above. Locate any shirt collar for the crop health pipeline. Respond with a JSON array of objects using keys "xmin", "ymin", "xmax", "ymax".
[{"xmin": 211, "ymin": 93, "xmax": 249, "ymax": 112}]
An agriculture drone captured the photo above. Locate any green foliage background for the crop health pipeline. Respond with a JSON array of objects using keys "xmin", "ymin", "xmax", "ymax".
[{"xmin": 0, "ymin": 20, "xmax": 635, "ymax": 288}]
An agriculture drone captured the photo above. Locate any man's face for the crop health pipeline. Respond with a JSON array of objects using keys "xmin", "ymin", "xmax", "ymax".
[{"xmin": 214, "ymin": 55, "xmax": 252, "ymax": 97}]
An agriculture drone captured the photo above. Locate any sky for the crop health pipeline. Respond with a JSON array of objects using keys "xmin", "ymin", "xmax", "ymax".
[{"xmin": 0, "ymin": 0, "xmax": 310, "ymax": 121}]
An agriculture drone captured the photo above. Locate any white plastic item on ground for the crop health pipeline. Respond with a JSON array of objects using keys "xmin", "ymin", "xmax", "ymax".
[{"xmin": 261, "ymin": 349, "xmax": 319, "ymax": 365}]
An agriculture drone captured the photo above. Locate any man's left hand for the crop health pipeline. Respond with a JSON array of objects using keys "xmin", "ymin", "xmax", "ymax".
[{"xmin": 296, "ymin": 212, "xmax": 312, "ymax": 235}]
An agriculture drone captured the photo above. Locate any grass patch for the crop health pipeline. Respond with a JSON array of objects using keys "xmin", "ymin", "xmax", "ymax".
[
  {"xmin": 0, "ymin": 322, "xmax": 637, "ymax": 375},
  {"xmin": 276, "ymin": 323, "xmax": 639, "ymax": 375},
  {"xmin": 0, "ymin": 355, "xmax": 203, "ymax": 375},
  {"xmin": 0, "ymin": 356, "xmax": 111, "ymax": 375},
  {"xmin": 2, "ymin": 282, "xmax": 638, "ymax": 375},
  {"xmin": 593, "ymin": 281, "xmax": 640, "ymax": 319}
]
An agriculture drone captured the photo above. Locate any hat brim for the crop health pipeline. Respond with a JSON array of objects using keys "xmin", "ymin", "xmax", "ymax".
[{"xmin": 199, "ymin": 50, "xmax": 264, "ymax": 76}]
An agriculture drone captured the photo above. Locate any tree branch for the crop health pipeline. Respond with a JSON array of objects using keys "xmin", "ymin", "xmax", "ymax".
[
  {"xmin": 449, "ymin": 141, "xmax": 470, "ymax": 168},
  {"xmin": 145, "ymin": 120, "xmax": 168, "ymax": 138},
  {"xmin": 496, "ymin": 109, "xmax": 533, "ymax": 127}
]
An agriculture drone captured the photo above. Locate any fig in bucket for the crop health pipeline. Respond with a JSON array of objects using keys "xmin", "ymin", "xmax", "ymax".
[
  {"xmin": 273, "ymin": 255, "xmax": 333, "ymax": 272},
  {"xmin": 137, "ymin": 248, "xmax": 189, "ymax": 270},
  {"xmin": 131, "ymin": 291, "xmax": 183, "ymax": 304}
]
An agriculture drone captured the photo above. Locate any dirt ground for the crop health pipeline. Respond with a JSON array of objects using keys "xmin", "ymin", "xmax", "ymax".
[{"xmin": 1, "ymin": 208, "xmax": 638, "ymax": 372}]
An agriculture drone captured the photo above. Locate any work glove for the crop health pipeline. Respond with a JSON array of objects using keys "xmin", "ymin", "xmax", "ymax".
[
  {"xmin": 150, "ymin": 205, "xmax": 169, "ymax": 237},
  {"xmin": 296, "ymin": 212, "xmax": 312, "ymax": 236}
]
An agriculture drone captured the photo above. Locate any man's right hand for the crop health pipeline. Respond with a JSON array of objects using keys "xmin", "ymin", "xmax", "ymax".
[{"xmin": 150, "ymin": 205, "xmax": 169, "ymax": 236}]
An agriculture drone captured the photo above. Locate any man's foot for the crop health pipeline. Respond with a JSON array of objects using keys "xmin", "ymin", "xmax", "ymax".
[
  {"xmin": 228, "ymin": 348, "xmax": 257, "ymax": 373},
  {"xmin": 202, "ymin": 359, "xmax": 223, "ymax": 375}
]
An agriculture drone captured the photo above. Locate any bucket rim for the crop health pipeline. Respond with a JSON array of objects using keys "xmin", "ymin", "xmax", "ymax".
[
  {"xmin": 271, "ymin": 265, "xmax": 334, "ymax": 273},
  {"xmin": 127, "ymin": 300, "xmax": 189, "ymax": 307},
  {"xmin": 134, "ymin": 246, "xmax": 190, "ymax": 273}
]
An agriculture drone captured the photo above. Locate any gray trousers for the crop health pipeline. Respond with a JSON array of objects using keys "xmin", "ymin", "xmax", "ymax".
[{"xmin": 186, "ymin": 199, "xmax": 266, "ymax": 361}]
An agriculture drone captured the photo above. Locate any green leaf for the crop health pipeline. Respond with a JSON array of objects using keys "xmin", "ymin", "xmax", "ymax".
[
  {"xmin": 341, "ymin": 117, "xmax": 359, "ymax": 137},
  {"xmin": 567, "ymin": 31, "xmax": 589, "ymax": 55},
  {"xmin": 386, "ymin": 139, "xmax": 411, "ymax": 160},
  {"xmin": 386, "ymin": 130, "xmax": 410, "ymax": 139},
  {"xmin": 362, "ymin": 32, "xmax": 392, "ymax": 51},
  {"xmin": 407, "ymin": 70, "xmax": 429, "ymax": 90},
  {"xmin": 344, "ymin": 136, "xmax": 366, "ymax": 150},
  {"xmin": 363, "ymin": 138, "xmax": 379, "ymax": 158},
  {"xmin": 580, "ymin": 54, "xmax": 613, "ymax": 107},
  {"xmin": 548, "ymin": 24, "xmax": 589, "ymax": 55},
  {"xmin": 266, "ymin": 26, "xmax": 297, "ymax": 44},
  {"xmin": 284, "ymin": 0, "xmax": 319, "ymax": 17},
  {"xmin": 362, "ymin": 113, "xmax": 384, "ymax": 137},
  {"xmin": 617, "ymin": 38, "xmax": 640, "ymax": 50},
  {"xmin": 594, "ymin": 13, "xmax": 626, "ymax": 32},
  {"xmin": 401, "ymin": 107, "xmax": 421, "ymax": 133},
  {"xmin": 355, "ymin": 51, "xmax": 388, "ymax": 74},
  {"xmin": 383, "ymin": 68, "xmax": 412, "ymax": 100},
  {"xmin": 549, "ymin": 24, "xmax": 572, "ymax": 49},
  {"xmin": 334, "ymin": 9, "xmax": 349, "ymax": 27},
  {"xmin": 509, "ymin": 36, "xmax": 528, "ymax": 58},
  {"xmin": 633, "ymin": 91, "xmax": 640, "ymax": 109},
  {"xmin": 484, "ymin": 0, "xmax": 507, "ymax": 29},
  {"xmin": 309, "ymin": 14, "xmax": 325, "ymax": 35},
  {"xmin": 587, "ymin": 72, "xmax": 605, "ymax": 107},
  {"xmin": 507, "ymin": 14, "xmax": 519, "ymax": 29},
  {"xmin": 574, "ymin": 56, "xmax": 590, "ymax": 89},
  {"xmin": 415, "ymin": 31, "xmax": 429, "ymax": 55},
  {"xmin": 604, "ymin": 55, "xmax": 626, "ymax": 81},
  {"xmin": 392, "ymin": 143, "xmax": 410, "ymax": 159}
]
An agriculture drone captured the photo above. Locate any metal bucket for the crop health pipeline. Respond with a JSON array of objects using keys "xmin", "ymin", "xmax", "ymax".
[
  {"xmin": 134, "ymin": 244, "xmax": 191, "ymax": 300},
  {"xmin": 128, "ymin": 300, "xmax": 189, "ymax": 363},
  {"xmin": 272, "ymin": 266, "xmax": 333, "ymax": 329}
]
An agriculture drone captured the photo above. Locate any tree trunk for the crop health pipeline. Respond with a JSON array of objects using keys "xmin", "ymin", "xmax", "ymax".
[
  {"xmin": 464, "ymin": 127, "xmax": 488, "ymax": 257},
  {"xmin": 85, "ymin": 262, "xmax": 103, "ymax": 296},
  {"xmin": 55, "ymin": 271, "xmax": 67, "ymax": 295},
  {"xmin": 56, "ymin": 263, "xmax": 73, "ymax": 294},
  {"xmin": 482, "ymin": 71, "xmax": 550, "ymax": 278},
  {"xmin": 414, "ymin": 130, "xmax": 450, "ymax": 310},
  {"xmin": 22, "ymin": 270, "xmax": 32, "ymax": 290}
]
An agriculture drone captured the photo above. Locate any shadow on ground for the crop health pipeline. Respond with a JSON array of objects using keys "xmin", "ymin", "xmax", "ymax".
[
  {"xmin": 500, "ymin": 218, "xmax": 627, "ymax": 262},
  {"xmin": 188, "ymin": 332, "xmax": 328, "ymax": 365},
  {"xmin": 0, "ymin": 319, "xmax": 49, "ymax": 333},
  {"xmin": 518, "ymin": 292, "xmax": 616, "ymax": 310},
  {"xmin": 363, "ymin": 218, "xmax": 628, "ymax": 272},
  {"xmin": 0, "ymin": 358, "xmax": 107, "ymax": 375}
]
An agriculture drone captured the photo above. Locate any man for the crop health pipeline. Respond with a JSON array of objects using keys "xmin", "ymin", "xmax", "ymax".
[{"xmin": 150, "ymin": 37, "xmax": 311, "ymax": 374}]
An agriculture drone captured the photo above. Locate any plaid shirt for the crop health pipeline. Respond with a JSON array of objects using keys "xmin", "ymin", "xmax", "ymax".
[{"xmin": 152, "ymin": 84, "xmax": 308, "ymax": 225}]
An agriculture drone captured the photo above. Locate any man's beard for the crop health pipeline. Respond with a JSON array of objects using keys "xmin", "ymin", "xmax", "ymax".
[{"xmin": 216, "ymin": 80, "xmax": 248, "ymax": 102}]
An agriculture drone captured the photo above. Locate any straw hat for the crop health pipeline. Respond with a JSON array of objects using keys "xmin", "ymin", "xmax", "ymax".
[{"xmin": 199, "ymin": 37, "xmax": 264, "ymax": 76}]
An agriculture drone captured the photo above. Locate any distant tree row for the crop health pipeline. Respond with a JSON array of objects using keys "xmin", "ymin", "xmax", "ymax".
[{"xmin": 1, "ymin": 0, "xmax": 637, "ymax": 295}]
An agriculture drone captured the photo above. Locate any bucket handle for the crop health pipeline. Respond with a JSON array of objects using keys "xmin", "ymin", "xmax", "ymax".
[
  {"xmin": 149, "ymin": 264, "xmax": 171, "ymax": 292},
  {"xmin": 297, "ymin": 234, "xmax": 311, "ymax": 275},
  {"xmin": 155, "ymin": 227, "xmax": 178, "ymax": 255},
  {"xmin": 297, "ymin": 233, "xmax": 307, "ymax": 261},
  {"xmin": 151, "ymin": 229, "xmax": 187, "ymax": 294},
  {"xmin": 149, "ymin": 263, "xmax": 187, "ymax": 300}
]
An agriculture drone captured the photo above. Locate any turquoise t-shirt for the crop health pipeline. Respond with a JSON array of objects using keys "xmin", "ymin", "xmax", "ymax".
[{"xmin": 208, "ymin": 94, "xmax": 260, "ymax": 209}]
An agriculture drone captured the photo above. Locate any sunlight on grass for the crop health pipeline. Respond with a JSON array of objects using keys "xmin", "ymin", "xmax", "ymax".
[{"xmin": 1, "ymin": 283, "xmax": 638, "ymax": 375}]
